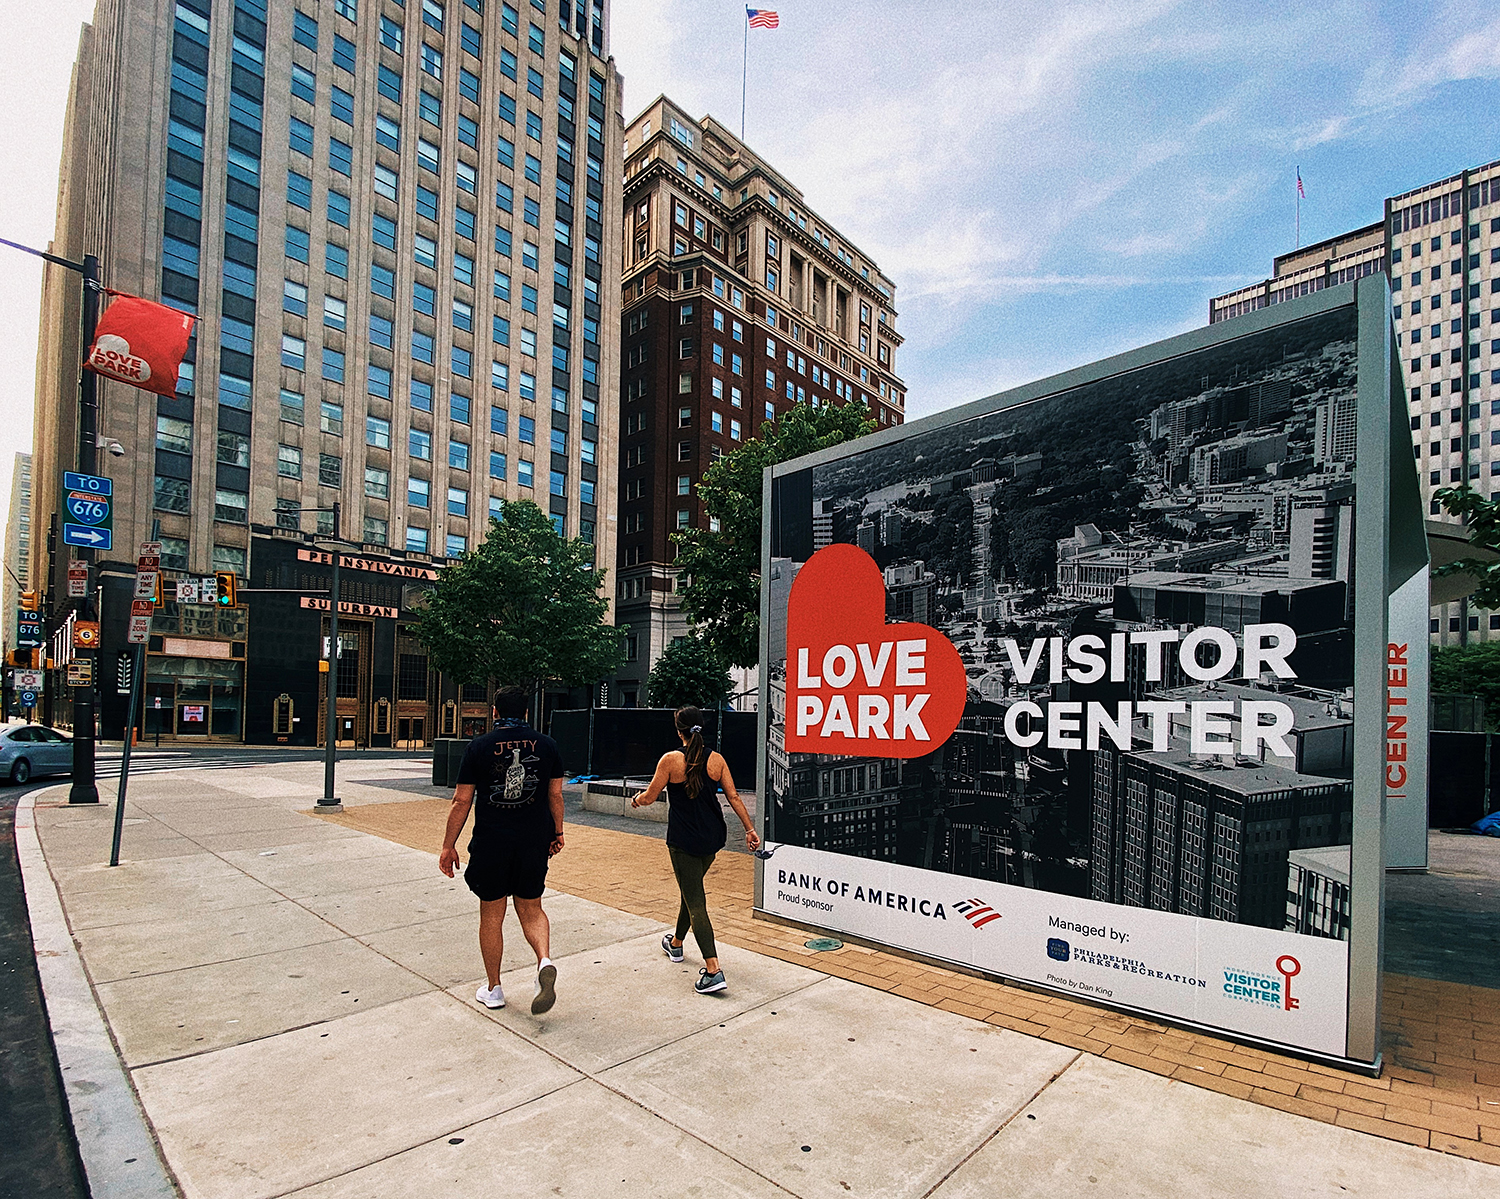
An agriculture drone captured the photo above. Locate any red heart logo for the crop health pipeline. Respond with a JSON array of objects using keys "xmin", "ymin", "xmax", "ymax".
[{"xmin": 784, "ymin": 544, "xmax": 967, "ymax": 758}]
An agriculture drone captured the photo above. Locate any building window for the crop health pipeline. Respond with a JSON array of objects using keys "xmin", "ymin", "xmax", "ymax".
[
  {"xmin": 281, "ymin": 334, "xmax": 306, "ymax": 371},
  {"xmin": 408, "ymin": 477, "xmax": 431, "ymax": 508},
  {"xmin": 214, "ymin": 488, "xmax": 248, "ymax": 523},
  {"xmin": 153, "ymin": 476, "xmax": 190, "ymax": 514},
  {"xmin": 448, "ymin": 487, "xmax": 469, "ymax": 517},
  {"xmin": 406, "ymin": 526, "xmax": 429, "ymax": 553},
  {"xmin": 363, "ymin": 516, "xmax": 388, "ymax": 546},
  {"xmin": 365, "ymin": 467, "xmax": 390, "ymax": 499},
  {"xmin": 156, "ymin": 415, "xmax": 192, "ymax": 455},
  {"xmin": 366, "ymin": 415, "xmax": 391, "ymax": 448},
  {"xmin": 410, "ymin": 429, "xmax": 432, "ymax": 460}
]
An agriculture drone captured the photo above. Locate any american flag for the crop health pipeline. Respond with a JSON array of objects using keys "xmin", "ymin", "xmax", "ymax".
[
  {"xmin": 747, "ymin": 8, "xmax": 779, "ymax": 28},
  {"xmin": 1297, "ymin": 169, "xmax": 1305, "ymax": 199}
]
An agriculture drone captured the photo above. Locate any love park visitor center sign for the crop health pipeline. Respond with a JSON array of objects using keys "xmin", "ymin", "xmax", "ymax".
[{"xmin": 755, "ymin": 280, "xmax": 1428, "ymax": 1069}]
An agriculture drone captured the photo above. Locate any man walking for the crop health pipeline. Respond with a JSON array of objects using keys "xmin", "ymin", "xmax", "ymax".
[{"xmin": 439, "ymin": 686, "xmax": 565, "ymax": 1014}]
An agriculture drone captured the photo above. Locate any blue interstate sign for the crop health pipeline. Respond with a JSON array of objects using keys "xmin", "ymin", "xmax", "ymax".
[{"xmin": 62, "ymin": 471, "xmax": 112, "ymax": 495}]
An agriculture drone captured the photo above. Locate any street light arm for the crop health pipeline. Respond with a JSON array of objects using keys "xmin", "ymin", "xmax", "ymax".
[{"xmin": 0, "ymin": 234, "xmax": 88, "ymax": 275}]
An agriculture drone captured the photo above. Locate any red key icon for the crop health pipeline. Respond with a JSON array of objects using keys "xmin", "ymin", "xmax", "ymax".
[{"xmin": 1276, "ymin": 955, "xmax": 1302, "ymax": 1011}]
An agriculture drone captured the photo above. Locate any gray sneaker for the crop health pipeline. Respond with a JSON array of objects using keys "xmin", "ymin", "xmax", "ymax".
[
  {"xmin": 694, "ymin": 967, "xmax": 727, "ymax": 994},
  {"xmin": 662, "ymin": 933, "xmax": 684, "ymax": 963},
  {"xmin": 532, "ymin": 962, "xmax": 557, "ymax": 1014}
]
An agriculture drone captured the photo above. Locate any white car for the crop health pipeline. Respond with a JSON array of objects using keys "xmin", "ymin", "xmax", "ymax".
[{"xmin": 0, "ymin": 724, "xmax": 74, "ymax": 784}]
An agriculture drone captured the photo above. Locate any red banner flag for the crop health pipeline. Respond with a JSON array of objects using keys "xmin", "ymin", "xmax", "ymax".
[{"xmin": 85, "ymin": 293, "xmax": 195, "ymax": 397}]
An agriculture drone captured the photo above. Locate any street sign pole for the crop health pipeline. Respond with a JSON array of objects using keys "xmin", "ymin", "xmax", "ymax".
[
  {"xmin": 321, "ymin": 502, "xmax": 342, "ymax": 809},
  {"xmin": 112, "ymin": 539, "xmax": 160, "ymax": 866},
  {"xmin": 109, "ymin": 641, "xmax": 144, "ymax": 868},
  {"xmin": 69, "ymin": 254, "xmax": 101, "ymax": 805}
]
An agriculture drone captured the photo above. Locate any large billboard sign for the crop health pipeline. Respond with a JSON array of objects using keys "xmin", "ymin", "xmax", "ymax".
[{"xmin": 756, "ymin": 280, "xmax": 1427, "ymax": 1067}]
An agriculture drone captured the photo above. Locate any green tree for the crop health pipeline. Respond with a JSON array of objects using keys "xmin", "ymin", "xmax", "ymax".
[
  {"xmin": 1433, "ymin": 486, "xmax": 1500, "ymax": 607},
  {"xmin": 645, "ymin": 634, "xmax": 733, "ymax": 709},
  {"xmin": 413, "ymin": 499, "xmax": 624, "ymax": 691},
  {"xmin": 674, "ymin": 399, "xmax": 876, "ymax": 668},
  {"xmin": 1431, "ymin": 643, "xmax": 1500, "ymax": 730}
]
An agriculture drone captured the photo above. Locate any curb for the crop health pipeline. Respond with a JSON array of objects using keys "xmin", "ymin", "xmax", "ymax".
[{"xmin": 15, "ymin": 790, "xmax": 179, "ymax": 1198}]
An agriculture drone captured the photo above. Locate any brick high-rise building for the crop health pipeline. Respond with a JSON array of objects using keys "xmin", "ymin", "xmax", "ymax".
[
  {"xmin": 1209, "ymin": 157, "xmax": 1500, "ymax": 646},
  {"xmin": 612, "ymin": 96, "xmax": 905, "ymax": 705},
  {"xmin": 31, "ymin": 0, "xmax": 621, "ymax": 743}
]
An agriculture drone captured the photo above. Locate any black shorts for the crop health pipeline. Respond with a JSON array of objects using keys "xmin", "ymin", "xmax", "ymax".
[{"xmin": 463, "ymin": 835, "xmax": 550, "ymax": 901}]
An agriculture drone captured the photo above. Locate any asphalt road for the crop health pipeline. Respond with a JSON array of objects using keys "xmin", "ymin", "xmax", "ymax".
[{"xmin": 0, "ymin": 777, "xmax": 90, "ymax": 1199}]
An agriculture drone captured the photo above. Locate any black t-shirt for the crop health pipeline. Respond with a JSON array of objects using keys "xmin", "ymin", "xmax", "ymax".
[{"xmin": 456, "ymin": 721, "xmax": 564, "ymax": 843}]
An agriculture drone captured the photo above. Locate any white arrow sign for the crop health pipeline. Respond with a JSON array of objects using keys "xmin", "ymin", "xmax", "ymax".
[{"xmin": 69, "ymin": 527, "xmax": 108, "ymax": 545}]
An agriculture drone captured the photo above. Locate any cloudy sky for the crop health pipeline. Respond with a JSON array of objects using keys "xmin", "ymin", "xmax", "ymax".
[{"xmin": 2, "ymin": 0, "xmax": 1498, "ymax": 526}]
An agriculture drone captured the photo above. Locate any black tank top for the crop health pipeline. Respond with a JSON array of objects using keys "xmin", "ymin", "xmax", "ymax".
[{"xmin": 665, "ymin": 767, "xmax": 727, "ymax": 856}]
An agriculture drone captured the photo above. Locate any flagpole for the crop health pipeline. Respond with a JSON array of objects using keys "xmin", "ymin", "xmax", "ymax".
[
  {"xmin": 741, "ymin": 9, "xmax": 748, "ymax": 141},
  {"xmin": 1296, "ymin": 166, "xmax": 1301, "ymax": 249}
]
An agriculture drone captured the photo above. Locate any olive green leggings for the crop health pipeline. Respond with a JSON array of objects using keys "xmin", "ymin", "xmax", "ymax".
[{"xmin": 668, "ymin": 845, "xmax": 717, "ymax": 961}]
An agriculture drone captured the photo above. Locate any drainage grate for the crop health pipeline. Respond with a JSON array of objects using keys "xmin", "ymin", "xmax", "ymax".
[{"xmin": 804, "ymin": 937, "xmax": 843, "ymax": 952}]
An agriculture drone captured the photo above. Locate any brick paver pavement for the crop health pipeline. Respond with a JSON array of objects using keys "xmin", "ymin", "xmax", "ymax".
[{"xmin": 313, "ymin": 798, "xmax": 1500, "ymax": 1167}]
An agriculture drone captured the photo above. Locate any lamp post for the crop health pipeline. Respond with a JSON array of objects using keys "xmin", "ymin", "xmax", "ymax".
[
  {"xmin": 269, "ymin": 502, "xmax": 350, "ymax": 809},
  {"xmin": 1, "ymin": 237, "xmax": 103, "ymax": 804}
]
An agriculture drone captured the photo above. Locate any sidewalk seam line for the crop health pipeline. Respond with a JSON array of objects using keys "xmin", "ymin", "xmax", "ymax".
[{"xmin": 918, "ymin": 1051, "xmax": 1085, "ymax": 1199}]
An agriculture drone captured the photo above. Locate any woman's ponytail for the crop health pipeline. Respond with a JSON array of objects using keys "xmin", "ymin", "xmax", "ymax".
[{"xmin": 675, "ymin": 706, "xmax": 708, "ymax": 798}]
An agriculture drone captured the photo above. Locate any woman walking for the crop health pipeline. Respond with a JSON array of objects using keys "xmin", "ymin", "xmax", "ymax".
[{"xmin": 632, "ymin": 707, "xmax": 760, "ymax": 993}]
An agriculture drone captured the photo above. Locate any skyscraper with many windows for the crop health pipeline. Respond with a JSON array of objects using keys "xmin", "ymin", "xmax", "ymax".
[
  {"xmin": 3, "ymin": 454, "xmax": 33, "ymax": 662},
  {"xmin": 1209, "ymin": 157, "xmax": 1500, "ymax": 646},
  {"xmin": 612, "ymin": 96, "xmax": 904, "ymax": 705},
  {"xmin": 31, "ymin": 0, "xmax": 620, "ymax": 743}
]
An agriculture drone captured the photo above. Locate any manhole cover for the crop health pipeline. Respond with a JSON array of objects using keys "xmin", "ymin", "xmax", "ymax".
[{"xmin": 804, "ymin": 938, "xmax": 843, "ymax": 952}]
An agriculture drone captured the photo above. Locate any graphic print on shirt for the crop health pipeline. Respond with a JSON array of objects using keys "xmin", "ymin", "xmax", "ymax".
[{"xmin": 487, "ymin": 741, "xmax": 541, "ymax": 807}]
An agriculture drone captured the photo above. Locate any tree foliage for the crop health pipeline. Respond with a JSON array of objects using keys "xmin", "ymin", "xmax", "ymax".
[
  {"xmin": 1431, "ymin": 642, "xmax": 1500, "ymax": 730},
  {"xmin": 1433, "ymin": 486, "xmax": 1500, "ymax": 608},
  {"xmin": 413, "ymin": 500, "xmax": 624, "ymax": 691},
  {"xmin": 674, "ymin": 399, "xmax": 876, "ymax": 668},
  {"xmin": 645, "ymin": 634, "xmax": 733, "ymax": 710}
]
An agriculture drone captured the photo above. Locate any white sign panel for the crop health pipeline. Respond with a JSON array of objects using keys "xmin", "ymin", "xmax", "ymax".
[{"xmin": 762, "ymin": 844, "xmax": 1350, "ymax": 1056}]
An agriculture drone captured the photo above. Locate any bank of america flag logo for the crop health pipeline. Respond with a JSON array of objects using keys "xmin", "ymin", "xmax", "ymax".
[{"xmin": 954, "ymin": 898, "xmax": 1002, "ymax": 929}]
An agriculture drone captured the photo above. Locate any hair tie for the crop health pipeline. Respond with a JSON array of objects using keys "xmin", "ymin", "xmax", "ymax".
[{"xmin": 691, "ymin": 725, "xmax": 702, "ymax": 734}]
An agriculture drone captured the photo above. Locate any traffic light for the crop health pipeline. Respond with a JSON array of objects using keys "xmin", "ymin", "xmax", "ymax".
[
  {"xmin": 214, "ymin": 571, "xmax": 237, "ymax": 607},
  {"xmin": 18, "ymin": 590, "xmax": 38, "ymax": 613}
]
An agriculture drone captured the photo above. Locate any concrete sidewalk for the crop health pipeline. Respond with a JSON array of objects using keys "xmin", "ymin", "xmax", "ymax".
[{"xmin": 22, "ymin": 758, "xmax": 1500, "ymax": 1198}]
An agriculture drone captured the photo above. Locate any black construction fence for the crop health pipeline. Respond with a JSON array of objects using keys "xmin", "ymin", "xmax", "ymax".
[
  {"xmin": 1428, "ymin": 732, "xmax": 1500, "ymax": 829},
  {"xmin": 547, "ymin": 708, "xmax": 759, "ymax": 790}
]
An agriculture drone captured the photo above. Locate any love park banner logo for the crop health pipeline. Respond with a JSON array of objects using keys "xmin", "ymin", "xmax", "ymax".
[
  {"xmin": 785, "ymin": 544, "xmax": 967, "ymax": 757},
  {"xmin": 85, "ymin": 293, "xmax": 196, "ymax": 397}
]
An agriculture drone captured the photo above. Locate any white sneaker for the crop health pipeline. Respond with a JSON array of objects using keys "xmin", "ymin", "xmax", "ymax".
[
  {"xmin": 476, "ymin": 982, "xmax": 505, "ymax": 1009},
  {"xmin": 532, "ymin": 960, "xmax": 557, "ymax": 1014}
]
